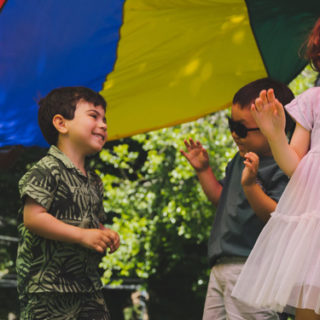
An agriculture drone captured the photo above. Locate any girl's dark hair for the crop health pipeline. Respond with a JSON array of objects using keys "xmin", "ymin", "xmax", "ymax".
[
  {"xmin": 38, "ymin": 86, "xmax": 106, "ymax": 145},
  {"xmin": 306, "ymin": 18, "xmax": 320, "ymax": 73}
]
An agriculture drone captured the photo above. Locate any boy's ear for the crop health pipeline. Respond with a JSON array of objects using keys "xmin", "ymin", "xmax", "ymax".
[{"xmin": 52, "ymin": 114, "xmax": 68, "ymax": 134}]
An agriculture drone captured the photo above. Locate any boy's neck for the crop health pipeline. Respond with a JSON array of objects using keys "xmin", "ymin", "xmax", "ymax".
[
  {"xmin": 258, "ymin": 150, "xmax": 273, "ymax": 158},
  {"xmin": 56, "ymin": 142, "xmax": 87, "ymax": 176}
]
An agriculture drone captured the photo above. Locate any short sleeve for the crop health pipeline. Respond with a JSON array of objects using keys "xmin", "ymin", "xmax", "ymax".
[
  {"xmin": 219, "ymin": 158, "xmax": 233, "ymax": 186},
  {"xmin": 285, "ymin": 87, "xmax": 320, "ymax": 131},
  {"xmin": 19, "ymin": 161, "xmax": 59, "ymax": 211},
  {"xmin": 258, "ymin": 157, "xmax": 289, "ymax": 203},
  {"xmin": 264, "ymin": 168, "xmax": 289, "ymax": 202}
]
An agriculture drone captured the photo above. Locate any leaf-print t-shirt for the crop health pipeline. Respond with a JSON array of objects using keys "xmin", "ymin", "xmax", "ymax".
[{"xmin": 16, "ymin": 146, "xmax": 107, "ymax": 298}]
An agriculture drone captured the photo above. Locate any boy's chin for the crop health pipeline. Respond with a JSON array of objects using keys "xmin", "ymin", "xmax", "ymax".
[
  {"xmin": 237, "ymin": 147, "xmax": 247, "ymax": 158},
  {"xmin": 86, "ymin": 145, "xmax": 104, "ymax": 155}
]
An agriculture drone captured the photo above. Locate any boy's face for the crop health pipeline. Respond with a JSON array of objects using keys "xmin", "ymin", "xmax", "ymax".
[
  {"xmin": 230, "ymin": 103, "xmax": 271, "ymax": 157},
  {"xmin": 65, "ymin": 100, "xmax": 107, "ymax": 155}
]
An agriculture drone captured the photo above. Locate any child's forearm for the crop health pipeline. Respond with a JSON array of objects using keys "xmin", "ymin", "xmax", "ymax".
[
  {"xmin": 23, "ymin": 197, "xmax": 114, "ymax": 253},
  {"xmin": 268, "ymin": 134, "xmax": 301, "ymax": 177},
  {"xmin": 267, "ymin": 124, "xmax": 310, "ymax": 177},
  {"xmin": 243, "ymin": 183, "xmax": 277, "ymax": 223},
  {"xmin": 196, "ymin": 167, "xmax": 222, "ymax": 206},
  {"xmin": 24, "ymin": 206, "xmax": 84, "ymax": 244}
]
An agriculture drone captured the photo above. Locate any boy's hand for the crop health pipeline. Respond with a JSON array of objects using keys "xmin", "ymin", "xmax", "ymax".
[
  {"xmin": 99, "ymin": 224, "xmax": 120, "ymax": 254},
  {"xmin": 241, "ymin": 152, "xmax": 259, "ymax": 186},
  {"xmin": 251, "ymin": 89, "xmax": 286, "ymax": 140},
  {"xmin": 180, "ymin": 138, "xmax": 210, "ymax": 172},
  {"xmin": 80, "ymin": 228, "xmax": 120, "ymax": 253}
]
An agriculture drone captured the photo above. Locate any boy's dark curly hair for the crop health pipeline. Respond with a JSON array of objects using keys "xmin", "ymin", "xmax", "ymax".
[{"xmin": 38, "ymin": 86, "xmax": 106, "ymax": 145}]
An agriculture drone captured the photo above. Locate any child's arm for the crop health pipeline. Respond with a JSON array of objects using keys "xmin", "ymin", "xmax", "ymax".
[
  {"xmin": 241, "ymin": 152, "xmax": 276, "ymax": 223},
  {"xmin": 24, "ymin": 196, "xmax": 119, "ymax": 253},
  {"xmin": 180, "ymin": 138, "xmax": 222, "ymax": 206},
  {"xmin": 252, "ymin": 89, "xmax": 310, "ymax": 177}
]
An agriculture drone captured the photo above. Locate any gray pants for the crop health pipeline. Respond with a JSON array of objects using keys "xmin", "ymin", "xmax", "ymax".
[{"xmin": 203, "ymin": 260, "xmax": 279, "ymax": 320}]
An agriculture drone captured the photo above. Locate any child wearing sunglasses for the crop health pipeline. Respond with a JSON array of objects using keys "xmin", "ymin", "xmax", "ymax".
[
  {"xmin": 181, "ymin": 78, "xmax": 295, "ymax": 320},
  {"xmin": 233, "ymin": 18, "xmax": 320, "ymax": 320}
]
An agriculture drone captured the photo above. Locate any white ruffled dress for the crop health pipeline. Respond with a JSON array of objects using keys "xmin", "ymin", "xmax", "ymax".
[{"xmin": 232, "ymin": 87, "xmax": 320, "ymax": 314}]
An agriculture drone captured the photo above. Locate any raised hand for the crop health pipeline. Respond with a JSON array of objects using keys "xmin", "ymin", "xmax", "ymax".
[
  {"xmin": 180, "ymin": 138, "xmax": 210, "ymax": 172},
  {"xmin": 251, "ymin": 89, "xmax": 286, "ymax": 140},
  {"xmin": 241, "ymin": 152, "xmax": 259, "ymax": 187}
]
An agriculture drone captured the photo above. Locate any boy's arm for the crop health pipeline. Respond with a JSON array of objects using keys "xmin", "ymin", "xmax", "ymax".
[
  {"xmin": 243, "ymin": 184, "xmax": 276, "ymax": 223},
  {"xmin": 24, "ymin": 196, "xmax": 118, "ymax": 253},
  {"xmin": 181, "ymin": 138, "xmax": 222, "ymax": 206},
  {"xmin": 195, "ymin": 167, "xmax": 222, "ymax": 206},
  {"xmin": 241, "ymin": 152, "xmax": 276, "ymax": 223}
]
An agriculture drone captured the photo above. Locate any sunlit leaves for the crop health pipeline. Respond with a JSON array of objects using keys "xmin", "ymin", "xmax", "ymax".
[
  {"xmin": 289, "ymin": 65, "xmax": 318, "ymax": 95},
  {"xmin": 99, "ymin": 110, "xmax": 234, "ymax": 286}
]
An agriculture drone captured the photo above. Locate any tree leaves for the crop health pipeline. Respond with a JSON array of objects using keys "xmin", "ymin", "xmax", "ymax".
[{"xmin": 99, "ymin": 110, "xmax": 235, "ymax": 288}]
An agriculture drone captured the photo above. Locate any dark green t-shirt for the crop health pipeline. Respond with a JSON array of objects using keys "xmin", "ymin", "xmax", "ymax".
[
  {"xmin": 16, "ymin": 146, "xmax": 107, "ymax": 298},
  {"xmin": 208, "ymin": 152, "xmax": 289, "ymax": 267}
]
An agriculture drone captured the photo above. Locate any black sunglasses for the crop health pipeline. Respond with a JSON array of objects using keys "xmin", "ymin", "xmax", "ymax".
[{"xmin": 227, "ymin": 117, "xmax": 260, "ymax": 138}]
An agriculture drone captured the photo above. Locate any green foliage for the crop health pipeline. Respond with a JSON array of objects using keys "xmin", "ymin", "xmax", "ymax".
[
  {"xmin": 289, "ymin": 65, "xmax": 318, "ymax": 94},
  {"xmin": 98, "ymin": 110, "xmax": 235, "ymax": 318}
]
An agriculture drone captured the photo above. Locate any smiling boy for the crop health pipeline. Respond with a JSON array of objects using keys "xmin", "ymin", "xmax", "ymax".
[
  {"xmin": 181, "ymin": 78, "xmax": 295, "ymax": 320},
  {"xmin": 17, "ymin": 87, "xmax": 120, "ymax": 320}
]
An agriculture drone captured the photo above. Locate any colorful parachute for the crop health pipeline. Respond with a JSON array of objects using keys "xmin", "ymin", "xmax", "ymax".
[{"xmin": 0, "ymin": 0, "xmax": 320, "ymax": 147}]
